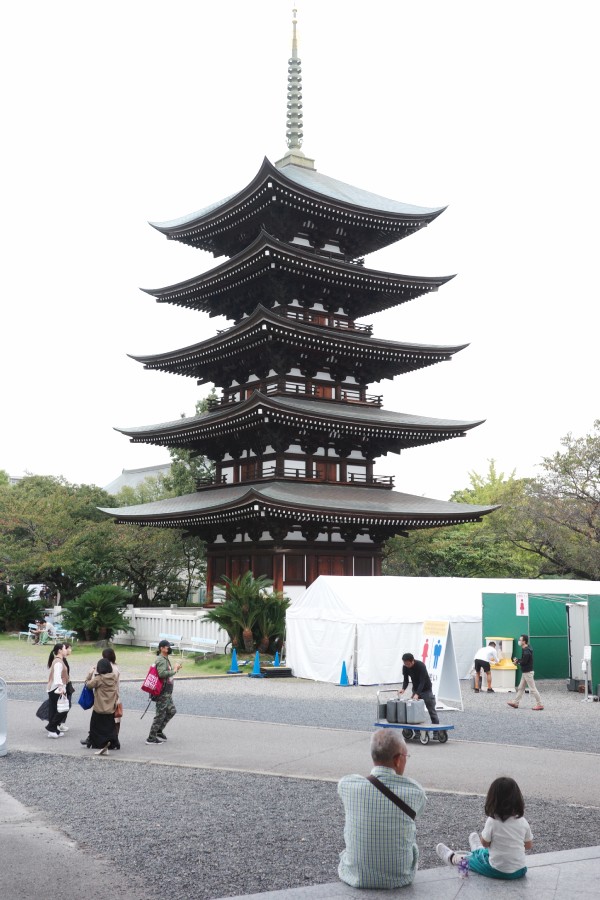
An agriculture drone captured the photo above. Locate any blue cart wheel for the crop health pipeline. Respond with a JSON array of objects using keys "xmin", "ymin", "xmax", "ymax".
[
  {"xmin": 437, "ymin": 730, "xmax": 448, "ymax": 744},
  {"xmin": 419, "ymin": 730, "xmax": 430, "ymax": 745},
  {"xmin": 402, "ymin": 729, "xmax": 414, "ymax": 741}
]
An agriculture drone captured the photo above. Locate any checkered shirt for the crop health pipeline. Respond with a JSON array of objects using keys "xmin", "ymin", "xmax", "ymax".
[{"xmin": 337, "ymin": 766, "xmax": 427, "ymax": 888}]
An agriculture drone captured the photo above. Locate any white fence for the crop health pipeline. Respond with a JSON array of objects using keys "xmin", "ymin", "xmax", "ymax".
[{"xmin": 113, "ymin": 607, "xmax": 229, "ymax": 651}]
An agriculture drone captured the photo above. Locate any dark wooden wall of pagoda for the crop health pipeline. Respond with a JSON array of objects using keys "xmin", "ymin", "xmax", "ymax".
[{"xmin": 207, "ymin": 545, "xmax": 381, "ymax": 595}]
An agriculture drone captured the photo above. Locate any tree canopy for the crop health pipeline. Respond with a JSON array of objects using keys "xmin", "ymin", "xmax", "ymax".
[
  {"xmin": 384, "ymin": 462, "xmax": 542, "ymax": 579},
  {"xmin": 493, "ymin": 421, "xmax": 600, "ymax": 580}
]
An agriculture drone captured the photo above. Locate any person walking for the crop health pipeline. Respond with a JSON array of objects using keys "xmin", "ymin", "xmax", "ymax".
[
  {"xmin": 507, "ymin": 634, "xmax": 544, "ymax": 710},
  {"xmin": 102, "ymin": 647, "xmax": 122, "ymax": 743},
  {"xmin": 146, "ymin": 639, "xmax": 182, "ymax": 745},
  {"xmin": 81, "ymin": 658, "xmax": 120, "ymax": 754},
  {"xmin": 45, "ymin": 643, "xmax": 69, "ymax": 739},
  {"xmin": 58, "ymin": 641, "xmax": 75, "ymax": 733},
  {"xmin": 338, "ymin": 729, "xmax": 427, "ymax": 889},
  {"xmin": 400, "ymin": 652, "xmax": 439, "ymax": 724},
  {"xmin": 436, "ymin": 776, "xmax": 532, "ymax": 879},
  {"xmin": 473, "ymin": 641, "xmax": 500, "ymax": 693}
]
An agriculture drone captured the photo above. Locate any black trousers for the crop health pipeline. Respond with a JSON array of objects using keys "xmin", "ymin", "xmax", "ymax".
[{"xmin": 46, "ymin": 691, "xmax": 67, "ymax": 734}]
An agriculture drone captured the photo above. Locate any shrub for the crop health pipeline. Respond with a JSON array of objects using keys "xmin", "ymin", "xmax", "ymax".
[
  {"xmin": 62, "ymin": 584, "xmax": 135, "ymax": 641},
  {"xmin": 0, "ymin": 585, "xmax": 46, "ymax": 632}
]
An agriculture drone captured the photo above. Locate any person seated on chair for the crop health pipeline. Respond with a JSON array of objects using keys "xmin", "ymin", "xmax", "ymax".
[
  {"xmin": 31, "ymin": 620, "xmax": 44, "ymax": 644},
  {"xmin": 338, "ymin": 729, "xmax": 427, "ymax": 889},
  {"xmin": 39, "ymin": 622, "xmax": 54, "ymax": 645}
]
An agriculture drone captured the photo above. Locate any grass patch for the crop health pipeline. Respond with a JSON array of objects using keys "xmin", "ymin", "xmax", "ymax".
[
  {"xmin": 187, "ymin": 651, "xmax": 275, "ymax": 675},
  {"xmin": 1, "ymin": 633, "xmax": 154, "ymax": 679},
  {"xmin": 1, "ymin": 633, "xmax": 278, "ymax": 679}
]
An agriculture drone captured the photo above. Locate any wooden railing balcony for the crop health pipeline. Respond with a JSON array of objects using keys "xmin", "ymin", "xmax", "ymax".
[
  {"xmin": 283, "ymin": 308, "xmax": 373, "ymax": 335},
  {"xmin": 260, "ymin": 467, "xmax": 394, "ymax": 487},
  {"xmin": 196, "ymin": 469, "xmax": 394, "ymax": 490},
  {"xmin": 208, "ymin": 385, "xmax": 383, "ymax": 409}
]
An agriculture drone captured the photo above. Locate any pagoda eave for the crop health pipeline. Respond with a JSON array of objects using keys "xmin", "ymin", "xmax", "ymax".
[
  {"xmin": 100, "ymin": 481, "xmax": 498, "ymax": 535},
  {"xmin": 129, "ymin": 305, "xmax": 468, "ymax": 384},
  {"xmin": 115, "ymin": 394, "xmax": 483, "ymax": 456},
  {"xmin": 141, "ymin": 230, "xmax": 454, "ymax": 319},
  {"xmin": 150, "ymin": 159, "xmax": 446, "ymax": 258}
]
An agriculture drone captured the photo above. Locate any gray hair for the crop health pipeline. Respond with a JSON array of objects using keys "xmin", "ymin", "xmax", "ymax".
[{"xmin": 370, "ymin": 729, "xmax": 407, "ymax": 765}]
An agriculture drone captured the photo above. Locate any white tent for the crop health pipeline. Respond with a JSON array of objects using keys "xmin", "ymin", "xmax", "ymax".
[
  {"xmin": 285, "ymin": 576, "xmax": 486, "ymax": 690},
  {"xmin": 286, "ymin": 575, "xmax": 600, "ymax": 699}
]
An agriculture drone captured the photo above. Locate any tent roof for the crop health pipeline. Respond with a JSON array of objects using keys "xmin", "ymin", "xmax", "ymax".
[{"xmin": 286, "ymin": 575, "xmax": 600, "ymax": 625}]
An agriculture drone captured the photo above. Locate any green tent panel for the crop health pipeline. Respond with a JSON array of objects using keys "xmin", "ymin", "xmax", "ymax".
[{"xmin": 482, "ymin": 592, "xmax": 594, "ymax": 680}]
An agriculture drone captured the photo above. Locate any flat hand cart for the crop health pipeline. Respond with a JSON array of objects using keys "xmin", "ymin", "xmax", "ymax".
[{"xmin": 374, "ymin": 689, "xmax": 455, "ymax": 745}]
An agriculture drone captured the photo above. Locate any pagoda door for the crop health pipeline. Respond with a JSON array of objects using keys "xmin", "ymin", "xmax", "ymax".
[
  {"xmin": 230, "ymin": 556, "xmax": 251, "ymax": 581},
  {"xmin": 317, "ymin": 555, "xmax": 349, "ymax": 576},
  {"xmin": 240, "ymin": 459, "xmax": 260, "ymax": 481},
  {"xmin": 315, "ymin": 460, "xmax": 337, "ymax": 482}
]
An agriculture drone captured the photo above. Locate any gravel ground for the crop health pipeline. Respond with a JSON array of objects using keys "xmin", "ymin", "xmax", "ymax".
[
  {"xmin": 2, "ymin": 647, "xmax": 599, "ymax": 898},
  {"xmin": 1, "ymin": 752, "xmax": 599, "ymax": 900}
]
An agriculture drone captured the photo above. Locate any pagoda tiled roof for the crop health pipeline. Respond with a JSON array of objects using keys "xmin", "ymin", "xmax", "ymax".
[
  {"xmin": 116, "ymin": 391, "xmax": 483, "ymax": 454},
  {"xmin": 141, "ymin": 230, "xmax": 454, "ymax": 319},
  {"xmin": 149, "ymin": 158, "xmax": 445, "ymax": 257},
  {"xmin": 130, "ymin": 304, "xmax": 467, "ymax": 385},
  {"xmin": 100, "ymin": 480, "xmax": 496, "ymax": 530}
]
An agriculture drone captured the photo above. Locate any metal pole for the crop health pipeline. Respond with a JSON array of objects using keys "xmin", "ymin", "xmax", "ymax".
[{"xmin": 0, "ymin": 677, "xmax": 7, "ymax": 756}]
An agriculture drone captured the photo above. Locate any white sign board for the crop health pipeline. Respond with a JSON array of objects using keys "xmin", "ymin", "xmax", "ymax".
[{"xmin": 516, "ymin": 592, "xmax": 529, "ymax": 617}]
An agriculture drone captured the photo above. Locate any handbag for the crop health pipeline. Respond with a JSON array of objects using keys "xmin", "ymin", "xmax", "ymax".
[
  {"xmin": 366, "ymin": 775, "xmax": 416, "ymax": 820},
  {"xmin": 141, "ymin": 664, "xmax": 163, "ymax": 697},
  {"xmin": 36, "ymin": 698, "xmax": 50, "ymax": 721},
  {"xmin": 114, "ymin": 701, "xmax": 123, "ymax": 719},
  {"xmin": 78, "ymin": 684, "xmax": 95, "ymax": 710},
  {"xmin": 57, "ymin": 694, "xmax": 70, "ymax": 714}
]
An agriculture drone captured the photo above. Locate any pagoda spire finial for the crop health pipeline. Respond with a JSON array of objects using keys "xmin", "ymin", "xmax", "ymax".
[
  {"xmin": 275, "ymin": 6, "xmax": 315, "ymax": 170},
  {"xmin": 287, "ymin": 8, "xmax": 302, "ymax": 151}
]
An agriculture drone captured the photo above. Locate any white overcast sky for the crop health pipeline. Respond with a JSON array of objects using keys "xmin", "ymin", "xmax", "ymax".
[{"xmin": 2, "ymin": 1, "xmax": 598, "ymax": 500}]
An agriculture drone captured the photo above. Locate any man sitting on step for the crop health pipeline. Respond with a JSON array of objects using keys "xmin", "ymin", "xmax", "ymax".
[{"xmin": 338, "ymin": 729, "xmax": 427, "ymax": 889}]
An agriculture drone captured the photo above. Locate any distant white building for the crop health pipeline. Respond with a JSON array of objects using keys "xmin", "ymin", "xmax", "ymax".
[{"xmin": 104, "ymin": 464, "xmax": 171, "ymax": 495}]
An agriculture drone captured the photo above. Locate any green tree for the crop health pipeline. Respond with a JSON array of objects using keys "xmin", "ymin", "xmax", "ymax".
[
  {"xmin": 62, "ymin": 584, "xmax": 135, "ymax": 641},
  {"xmin": 160, "ymin": 392, "xmax": 217, "ymax": 496},
  {"xmin": 383, "ymin": 462, "xmax": 542, "ymax": 578},
  {"xmin": 84, "ymin": 520, "xmax": 206, "ymax": 606},
  {"xmin": 0, "ymin": 475, "xmax": 115, "ymax": 601},
  {"xmin": 498, "ymin": 422, "xmax": 600, "ymax": 579}
]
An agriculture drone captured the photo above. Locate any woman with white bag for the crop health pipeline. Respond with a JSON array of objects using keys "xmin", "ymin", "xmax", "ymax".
[{"xmin": 45, "ymin": 643, "xmax": 70, "ymax": 738}]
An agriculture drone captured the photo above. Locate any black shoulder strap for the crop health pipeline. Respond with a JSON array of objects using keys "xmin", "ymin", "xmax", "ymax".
[{"xmin": 366, "ymin": 775, "xmax": 416, "ymax": 820}]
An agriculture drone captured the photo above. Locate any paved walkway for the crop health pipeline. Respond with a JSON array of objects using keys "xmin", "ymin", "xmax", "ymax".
[
  {"xmin": 6, "ymin": 699, "xmax": 598, "ymax": 804},
  {"xmin": 3, "ymin": 698, "xmax": 599, "ymax": 898}
]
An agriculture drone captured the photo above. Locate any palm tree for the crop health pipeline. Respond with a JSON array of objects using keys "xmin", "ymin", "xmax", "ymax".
[{"xmin": 204, "ymin": 572, "xmax": 288, "ymax": 653}]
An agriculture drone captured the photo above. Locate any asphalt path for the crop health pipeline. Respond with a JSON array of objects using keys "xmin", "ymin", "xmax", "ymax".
[{"xmin": 8, "ymin": 675, "xmax": 600, "ymax": 754}]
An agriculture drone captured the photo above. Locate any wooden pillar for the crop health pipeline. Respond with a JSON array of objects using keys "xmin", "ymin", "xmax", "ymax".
[
  {"xmin": 273, "ymin": 552, "xmax": 284, "ymax": 594},
  {"xmin": 206, "ymin": 554, "xmax": 215, "ymax": 599},
  {"xmin": 306, "ymin": 549, "xmax": 318, "ymax": 586}
]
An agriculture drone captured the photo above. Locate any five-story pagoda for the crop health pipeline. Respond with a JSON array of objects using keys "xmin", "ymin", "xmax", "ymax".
[{"xmin": 104, "ymin": 11, "xmax": 496, "ymax": 596}]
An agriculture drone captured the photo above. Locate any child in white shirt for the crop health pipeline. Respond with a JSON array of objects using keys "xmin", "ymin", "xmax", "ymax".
[{"xmin": 436, "ymin": 776, "xmax": 532, "ymax": 879}]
